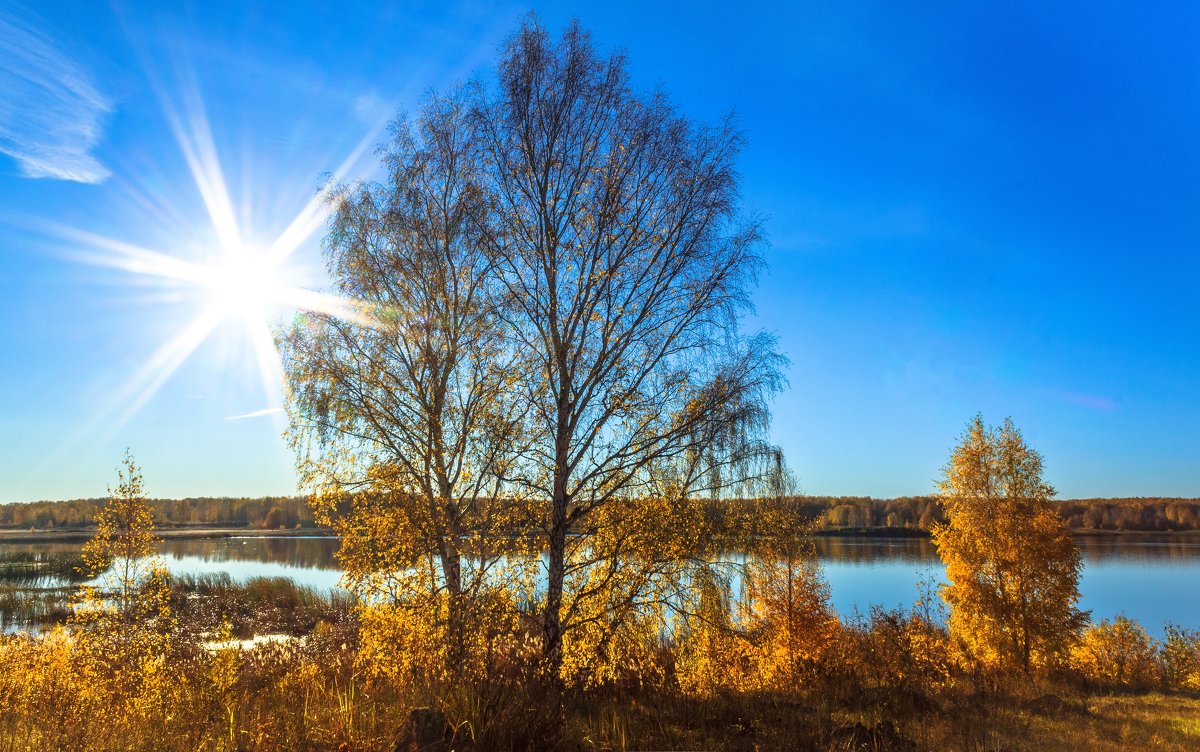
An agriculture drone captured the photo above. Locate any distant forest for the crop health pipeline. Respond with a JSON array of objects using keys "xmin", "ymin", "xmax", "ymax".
[
  {"xmin": 2, "ymin": 494, "xmax": 1199, "ymax": 533},
  {"xmin": 0, "ymin": 496, "xmax": 314, "ymax": 531}
]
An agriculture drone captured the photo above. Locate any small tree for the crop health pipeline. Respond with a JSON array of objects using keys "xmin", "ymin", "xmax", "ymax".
[
  {"xmin": 73, "ymin": 451, "xmax": 171, "ymax": 664},
  {"xmin": 746, "ymin": 506, "xmax": 838, "ymax": 687},
  {"xmin": 933, "ymin": 416, "xmax": 1086, "ymax": 672}
]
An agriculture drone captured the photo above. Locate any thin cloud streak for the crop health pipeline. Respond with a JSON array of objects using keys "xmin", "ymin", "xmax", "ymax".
[
  {"xmin": 1042, "ymin": 388, "xmax": 1120, "ymax": 412},
  {"xmin": 0, "ymin": 3, "xmax": 113, "ymax": 183},
  {"xmin": 225, "ymin": 407, "xmax": 283, "ymax": 421},
  {"xmin": 1059, "ymin": 392, "xmax": 1119, "ymax": 412}
]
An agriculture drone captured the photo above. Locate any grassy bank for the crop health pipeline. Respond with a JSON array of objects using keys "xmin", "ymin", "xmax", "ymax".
[
  {"xmin": 2, "ymin": 592, "xmax": 1198, "ymax": 751},
  {"xmin": 1, "ymin": 636, "xmax": 1196, "ymax": 750}
]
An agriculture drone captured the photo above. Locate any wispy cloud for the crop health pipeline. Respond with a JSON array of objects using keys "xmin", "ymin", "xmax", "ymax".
[
  {"xmin": 224, "ymin": 407, "xmax": 283, "ymax": 421},
  {"xmin": 1046, "ymin": 389, "xmax": 1119, "ymax": 412},
  {"xmin": 0, "ymin": 3, "xmax": 113, "ymax": 183}
]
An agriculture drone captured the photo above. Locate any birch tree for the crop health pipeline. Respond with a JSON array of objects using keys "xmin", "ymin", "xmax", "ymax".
[
  {"xmin": 280, "ymin": 92, "xmax": 526, "ymax": 678},
  {"xmin": 73, "ymin": 451, "xmax": 172, "ymax": 666},
  {"xmin": 283, "ymin": 17, "xmax": 783, "ymax": 685},
  {"xmin": 472, "ymin": 18, "xmax": 782, "ymax": 677},
  {"xmin": 933, "ymin": 415, "xmax": 1087, "ymax": 672}
]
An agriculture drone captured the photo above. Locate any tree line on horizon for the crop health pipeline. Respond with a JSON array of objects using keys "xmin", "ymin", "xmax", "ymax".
[
  {"xmin": 4, "ymin": 493, "xmax": 1199, "ymax": 534},
  {"xmin": 0, "ymin": 495, "xmax": 314, "ymax": 531}
]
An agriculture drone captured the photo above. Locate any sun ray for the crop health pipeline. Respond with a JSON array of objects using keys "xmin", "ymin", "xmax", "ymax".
[
  {"xmin": 274, "ymin": 286, "xmax": 382, "ymax": 329},
  {"xmin": 264, "ymin": 110, "xmax": 392, "ymax": 267},
  {"xmin": 245, "ymin": 316, "xmax": 285, "ymax": 411},
  {"xmin": 110, "ymin": 307, "xmax": 225, "ymax": 430},
  {"xmin": 156, "ymin": 73, "xmax": 243, "ymax": 253},
  {"xmin": 23, "ymin": 304, "xmax": 225, "ymax": 487},
  {"xmin": 46, "ymin": 224, "xmax": 206, "ymax": 283}
]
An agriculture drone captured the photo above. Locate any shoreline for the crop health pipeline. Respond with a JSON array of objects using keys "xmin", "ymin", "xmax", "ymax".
[
  {"xmin": 814, "ymin": 527, "xmax": 1200, "ymax": 538},
  {"xmin": 3, "ymin": 526, "xmax": 1199, "ymax": 544},
  {"xmin": 0, "ymin": 527, "xmax": 334, "ymax": 543}
]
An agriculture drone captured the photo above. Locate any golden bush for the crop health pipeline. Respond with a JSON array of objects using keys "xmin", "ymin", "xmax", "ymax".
[
  {"xmin": 1071, "ymin": 616, "xmax": 1161, "ymax": 687},
  {"xmin": 675, "ymin": 573, "xmax": 759, "ymax": 695},
  {"xmin": 1162, "ymin": 624, "xmax": 1200, "ymax": 691}
]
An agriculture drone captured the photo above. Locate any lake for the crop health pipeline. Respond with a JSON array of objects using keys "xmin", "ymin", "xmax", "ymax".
[{"xmin": 2, "ymin": 533, "xmax": 1197, "ymax": 636}]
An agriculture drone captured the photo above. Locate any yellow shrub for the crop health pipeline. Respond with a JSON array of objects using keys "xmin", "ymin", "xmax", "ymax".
[
  {"xmin": 1071, "ymin": 616, "xmax": 1161, "ymax": 687},
  {"xmin": 357, "ymin": 589, "xmax": 526, "ymax": 696},
  {"xmin": 1162, "ymin": 624, "xmax": 1200, "ymax": 691},
  {"xmin": 562, "ymin": 609, "xmax": 666, "ymax": 691},
  {"xmin": 746, "ymin": 556, "xmax": 839, "ymax": 690}
]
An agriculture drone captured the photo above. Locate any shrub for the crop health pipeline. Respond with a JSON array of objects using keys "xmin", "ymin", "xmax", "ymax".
[
  {"xmin": 1071, "ymin": 616, "xmax": 1161, "ymax": 688},
  {"xmin": 1161, "ymin": 624, "xmax": 1200, "ymax": 691}
]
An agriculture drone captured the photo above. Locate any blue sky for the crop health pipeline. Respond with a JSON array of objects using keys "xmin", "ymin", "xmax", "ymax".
[{"xmin": 1, "ymin": 1, "xmax": 1197, "ymax": 502}]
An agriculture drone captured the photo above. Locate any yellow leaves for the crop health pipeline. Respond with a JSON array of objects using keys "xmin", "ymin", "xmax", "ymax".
[
  {"xmin": 207, "ymin": 619, "xmax": 243, "ymax": 746},
  {"xmin": 0, "ymin": 609, "xmax": 385, "ymax": 750},
  {"xmin": 1071, "ymin": 617, "xmax": 1161, "ymax": 688},
  {"xmin": 0, "ymin": 626, "xmax": 189, "ymax": 748},
  {"xmin": 356, "ymin": 588, "xmax": 526, "ymax": 695},
  {"xmin": 745, "ymin": 555, "xmax": 839, "ymax": 689},
  {"xmin": 934, "ymin": 416, "xmax": 1083, "ymax": 673},
  {"xmin": 674, "ymin": 576, "xmax": 759, "ymax": 696},
  {"xmin": 70, "ymin": 453, "xmax": 175, "ymax": 688},
  {"xmin": 561, "ymin": 610, "xmax": 665, "ymax": 691}
]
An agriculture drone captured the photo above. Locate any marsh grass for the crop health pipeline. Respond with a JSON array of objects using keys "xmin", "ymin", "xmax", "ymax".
[
  {"xmin": 169, "ymin": 574, "xmax": 353, "ymax": 639},
  {"xmin": 1, "ymin": 633, "xmax": 1197, "ymax": 750}
]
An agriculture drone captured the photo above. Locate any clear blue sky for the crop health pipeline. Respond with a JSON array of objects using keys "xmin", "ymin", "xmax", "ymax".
[{"xmin": 1, "ymin": 1, "xmax": 1197, "ymax": 503}]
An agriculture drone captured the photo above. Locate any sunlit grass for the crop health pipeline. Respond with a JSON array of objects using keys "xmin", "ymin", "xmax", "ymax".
[{"xmin": 1, "ymin": 594, "xmax": 1198, "ymax": 751}]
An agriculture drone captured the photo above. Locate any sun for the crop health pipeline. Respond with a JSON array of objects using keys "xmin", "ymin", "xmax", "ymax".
[
  {"xmin": 199, "ymin": 250, "xmax": 282, "ymax": 323},
  {"xmin": 35, "ymin": 71, "xmax": 389, "ymax": 439}
]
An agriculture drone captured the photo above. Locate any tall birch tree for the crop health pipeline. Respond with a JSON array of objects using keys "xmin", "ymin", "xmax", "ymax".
[
  {"xmin": 280, "ymin": 92, "xmax": 525, "ymax": 676},
  {"xmin": 473, "ymin": 18, "xmax": 782, "ymax": 677}
]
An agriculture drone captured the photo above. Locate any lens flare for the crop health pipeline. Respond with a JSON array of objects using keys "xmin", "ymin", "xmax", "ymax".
[{"xmin": 29, "ymin": 72, "xmax": 389, "ymax": 451}]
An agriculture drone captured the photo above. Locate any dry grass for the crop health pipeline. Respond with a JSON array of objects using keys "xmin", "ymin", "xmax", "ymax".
[{"xmin": 2, "ymin": 581, "xmax": 1198, "ymax": 751}]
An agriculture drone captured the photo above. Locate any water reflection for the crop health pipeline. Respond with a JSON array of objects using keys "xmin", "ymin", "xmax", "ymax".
[
  {"xmin": 813, "ymin": 536, "xmax": 936, "ymax": 563},
  {"xmin": 813, "ymin": 532, "xmax": 1200, "ymax": 564},
  {"xmin": 1, "ymin": 533, "xmax": 1198, "ymax": 636},
  {"xmin": 815, "ymin": 533, "xmax": 1200, "ymax": 637},
  {"xmin": 157, "ymin": 536, "xmax": 341, "ymax": 570}
]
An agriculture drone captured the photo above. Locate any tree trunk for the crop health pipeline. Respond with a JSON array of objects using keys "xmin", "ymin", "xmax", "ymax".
[
  {"xmin": 438, "ymin": 503, "xmax": 465, "ymax": 673},
  {"xmin": 543, "ymin": 490, "xmax": 568, "ymax": 678}
]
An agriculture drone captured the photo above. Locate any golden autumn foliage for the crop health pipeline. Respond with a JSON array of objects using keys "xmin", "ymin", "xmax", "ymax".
[
  {"xmin": 934, "ymin": 416, "xmax": 1086, "ymax": 673},
  {"xmin": 71, "ymin": 452, "xmax": 173, "ymax": 671},
  {"xmin": 1071, "ymin": 616, "xmax": 1161, "ymax": 687},
  {"xmin": 79, "ymin": 450, "xmax": 158, "ymax": 611},
  {"xmin": 674, "ymin": 571, "xmax": 758, "ymax": 695},
  {"xmin": 1161, "ymin": 624, "xmax": 1200, "ymax": 691},
  {"xmin": 355, "ymin": 589, "xmax": 535, "ymax": 695},
  {"xmin": 745, "ymin": 508, "xmax": 839, "ymax": 690},
  {"xmin": 672, "ymin": 487, "xmax": 842, "ymax": 697},
  {"xmin": 3, "ymin": 616, "xmax": 1200, "ymax": 752}
]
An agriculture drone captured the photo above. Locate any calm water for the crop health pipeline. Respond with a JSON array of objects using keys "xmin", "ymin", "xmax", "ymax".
[
  {"xmin": 3, "ymin": 534, "xmax": 1197, "ymax": 635},
  {"xmin": 815, "ymin": 536, "xmax": 1200, "ymax": 635}
]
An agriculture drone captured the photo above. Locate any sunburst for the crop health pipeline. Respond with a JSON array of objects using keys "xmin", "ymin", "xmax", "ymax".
[{"xmin": 38, "ymin": 77, "xmax": 387, "ymax": 440}]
